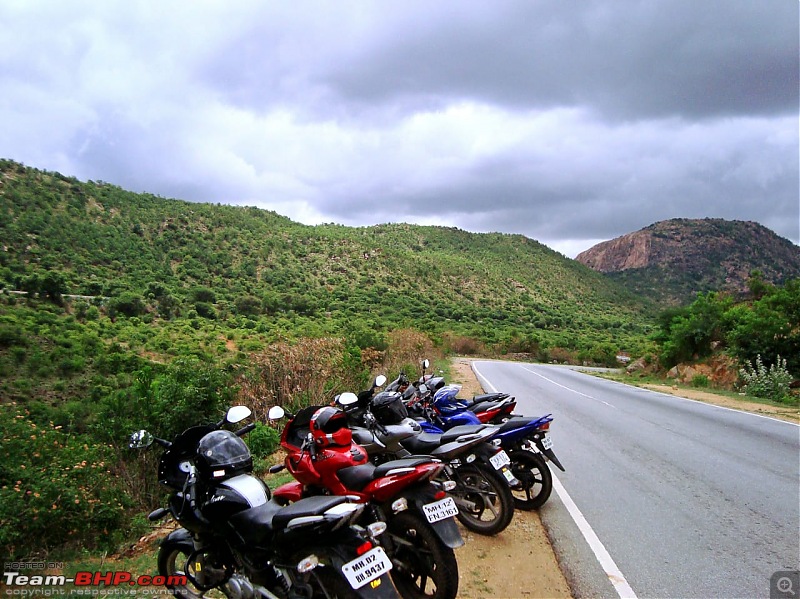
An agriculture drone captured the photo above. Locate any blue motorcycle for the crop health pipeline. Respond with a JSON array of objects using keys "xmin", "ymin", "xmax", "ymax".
[{"xmin": 411, "ymin": 385, "xmax": 565, "ymax": 510}]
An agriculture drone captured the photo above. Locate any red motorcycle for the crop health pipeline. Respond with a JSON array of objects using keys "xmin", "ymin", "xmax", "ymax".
[{"xmin": 268, "ymin": 405, "xmax": 462, "ymax": 599}]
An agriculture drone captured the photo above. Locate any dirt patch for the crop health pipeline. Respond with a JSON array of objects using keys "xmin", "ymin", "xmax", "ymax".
[
  {"xmin": 449, "ymin": 358, "xmax": 572, "ymax": 599},
  {"xmin": 640, "ymin": 383, "xmax": 800, "ymax": 424}
]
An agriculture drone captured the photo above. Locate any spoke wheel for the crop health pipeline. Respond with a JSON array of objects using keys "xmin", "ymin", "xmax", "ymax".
[
  {"xmin": 158, "ymin": 543, "xmax": 211, "ymax": 599},
  {"xmin": 509, "ymin": 450, "xmax": 553, "ymax": 510},
  {"xmin": 452, "ymin": 465, "xmax": 514, "ymax": 535}
]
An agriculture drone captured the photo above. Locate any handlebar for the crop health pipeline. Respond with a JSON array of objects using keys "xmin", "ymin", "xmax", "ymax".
[
  {"xmin": 234, "ymin": 422, "xmax": 256, "ymax": 437},
  {"xmin": 148, "ymin": 507, "xmax": 169, "ymax": 521}
]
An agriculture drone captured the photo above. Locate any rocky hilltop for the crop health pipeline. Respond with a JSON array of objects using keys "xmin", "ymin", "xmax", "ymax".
[{"xmin": 576, "ymin": 218, "xmax": 800, "ymax": 304}]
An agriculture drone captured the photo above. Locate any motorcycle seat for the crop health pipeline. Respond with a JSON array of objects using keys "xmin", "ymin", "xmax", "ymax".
[
  {"xmin": 496, "ymin": 416, "xmax": 536, "ymax": 433},
  {"xmin": 373, "ymin": 457, "xmax": 434, "ymax": 477},
  {"xmin": 228, "ymin": 499, "xmax": 285, "ymax": 544},
  {"xmin": 402, "ymin": 426, "xmax": 486, "ymax": 453},
  {"xmin": 337, "ymin": 464, "xmax": 377, "ymax": 491},
  {"xmin": 401, "ymin": 432, "xmax": 444, "ymax": 453},
  {"xmin": 440, "ymin": 425, "xmax": 486, "ymax": 442},
  {"xmin": 467, "ymin": 399, "xmax": 505, "ymax": 413},
  {"xmin": 272, "ymin": 495, "xmax": 350, "ymax": 530},
  {"xmin": 471, "ymin": 393, "xmax": 509, "ymax": 403}
]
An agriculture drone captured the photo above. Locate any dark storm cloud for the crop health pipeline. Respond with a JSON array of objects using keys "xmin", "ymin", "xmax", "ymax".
[
  {"xmin": 355, "ymin": 0, "xmax": 797, "ymax": 120},
  {"xmin": 1, "ymin": 1, "xmax": 797, "ymax": 257}
]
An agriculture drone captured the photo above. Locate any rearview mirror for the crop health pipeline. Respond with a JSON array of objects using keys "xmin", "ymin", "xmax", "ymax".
[
  {"xmin": 422, "ymin": 359, "xmax": 430, "ymax": 369},
  {"xmin": 129, "ymin": 430, "xmax": 154, "ymax": 449},
  {"xmin": 268, "ymin": 406, "xmax": 286, "ymax": 420},
  {"xmin": 374, "ymin": 374, "xmax": 387, "ymax": 388},
  {"xmin": 338, "ymin": 392, "xmax": 358, "ymax": 406},
  {"xmin": 226, "ymin": 406, "xmax": 252, "ymax": 424}
]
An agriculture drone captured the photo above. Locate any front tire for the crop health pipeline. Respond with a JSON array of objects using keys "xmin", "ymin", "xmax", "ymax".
[
  {"xmin": 386, "ymin": 511, "xmax": 459, "ymax": 599},
  {"xmin": 157, "ymin": 542, "xmax": 206, "ymax": 599},
  {"xmin": 451, "ymin": 464, "xmax": 514, "ymax": 535},
  {"xmin": 509, "ymin": 450, "xmax": 553, "ymax": 510}
]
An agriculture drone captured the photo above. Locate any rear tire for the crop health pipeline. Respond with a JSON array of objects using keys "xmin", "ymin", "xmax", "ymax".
[
  {"xmin": 509, "ymin": 450, "xmax": 552, "ymax": 510},
  {"xmin": 452, "ymin": 464, "xmax": 514, "ymax": 535},
  {"xmin": 312, "ymin": 567, "xmax": 363, "ymax": 599},
  {"xmin": 387, "ymin": 511, "xmax": 459, "ymax": 599}
]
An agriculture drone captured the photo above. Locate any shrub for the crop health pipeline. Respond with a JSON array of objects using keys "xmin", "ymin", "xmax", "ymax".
[
  {"xmin": 0, "ymin": 404, "xmax": 130, "ymax": 559},
  {"xmin": 691, "ymin": 374, "xmax": 709, "ymax": 388},
  {"xmin": 739, "ymin": 354, "xmax": 792, "ymax": 402},
  {"xmin": 246, "ymin": 422, "xmax": 281, "ymax": 458},
  {"xmin": 238, "ymin": 337, "xmax": 370, "ymax": 417}
]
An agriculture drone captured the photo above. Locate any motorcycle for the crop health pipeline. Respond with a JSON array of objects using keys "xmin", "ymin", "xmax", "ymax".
[
  {"xmin": 334, "ymin": 383, "xmax": 517, "ymax": 536},
  {"xmin": 268, "ymin": 404, "xmax": 462, "ymax": 599},
  {"xmin": 407, "ymin": 383, "xmax": 517, "ymax": 425},
  {"xmin": 129, "ymin": 406, "xmax": 398, "ymax": 599},
  {"xmin": 412, "ymin": 384, "xmax": 565, "ymax": 510},
  {"xmin": 399, "ymin": 360, "xmax": 519, "ymax": 424}
]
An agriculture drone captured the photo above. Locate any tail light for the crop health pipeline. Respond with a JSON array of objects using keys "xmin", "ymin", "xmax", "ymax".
[
  {"xmin": 356, "ymin": 541, "xmax": 373, "ymax": 556},
  {"xmin": 538, "ymin": 421, "xmax": 551, "ymax": 431}
]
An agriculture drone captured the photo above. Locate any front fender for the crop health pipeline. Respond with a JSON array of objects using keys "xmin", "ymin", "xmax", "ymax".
[{"xmin": 160, "ymin": 527, "xmax": 193, "ymax": 547}]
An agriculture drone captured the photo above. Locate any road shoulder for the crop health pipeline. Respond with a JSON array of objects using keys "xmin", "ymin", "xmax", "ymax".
[{"xmin": 450, "ymin": 358, "xmax": 573, "ymax": 599}]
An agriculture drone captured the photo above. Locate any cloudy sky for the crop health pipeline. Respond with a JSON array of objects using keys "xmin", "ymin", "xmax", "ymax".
[{"xmin": 1, "ymin": 1, "xmax": 797, "ymax": 257}]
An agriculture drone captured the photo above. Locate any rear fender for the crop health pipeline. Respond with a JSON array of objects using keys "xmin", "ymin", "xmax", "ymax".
[
  {"xmin": 272, "ymin": 480, "xmax": 305, "ymax": 502},
  {"xmin": 542, "ymin": 446, "xmax": 565, "ymax": 472},
  {"xmin": 306, "ymin": 529, "xmax": 398, "ymax": 598},
  {"xmin": 397, "ymin": 486, "xmax": 464, "ymax": 549}
]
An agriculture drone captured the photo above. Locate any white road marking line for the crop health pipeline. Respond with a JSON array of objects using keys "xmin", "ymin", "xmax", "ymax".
[
  {"xmin": 551, "ymin": 473, "xmax": 638, "ymax": 599},
  {"xmin": 472, "ymin": 361, "xmax": 637, "ymax": 599},
  {"xmin": 519, "ymin": 365, "xmax": 615, "ymax": 407}
]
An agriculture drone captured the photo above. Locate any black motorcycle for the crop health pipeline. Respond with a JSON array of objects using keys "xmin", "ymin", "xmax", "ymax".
[{"xmin": 129, "ymin": 406, "xmax": 398, "ymax": 599}]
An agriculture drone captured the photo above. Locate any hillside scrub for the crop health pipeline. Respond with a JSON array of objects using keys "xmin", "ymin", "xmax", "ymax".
[
  {"xmin": 0, "ymin": 306, "xmax": 448, "ymax": 559},
  {"xmin": 654, "ymin": 278, "xmax": 800, "ymax": 400},
  {"xmin": 0, "ymin": 160, "xmax": 654, "ymax": 358}
]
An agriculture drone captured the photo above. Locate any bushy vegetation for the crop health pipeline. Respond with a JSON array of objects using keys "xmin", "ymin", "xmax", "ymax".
[
  {"xmin": 739, "ymin": 355, "xmax": 793, "ymax": 402},
  {"xmin": 654, "ymin": 276, "xmax": 799, "ymax": 399}
]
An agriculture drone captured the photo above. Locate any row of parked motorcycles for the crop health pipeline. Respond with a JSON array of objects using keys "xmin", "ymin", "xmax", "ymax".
[{"xmin": 129, "ymin": 360, "xmax": 564, "ymax": 599}]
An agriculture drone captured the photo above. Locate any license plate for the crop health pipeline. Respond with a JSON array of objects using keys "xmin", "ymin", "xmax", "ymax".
[
  {"xmin": 341, "ymin": 547, "xmax": 392, "ymax": 589},
  {"xmin": 541, "ymin": 436, "xmax": 553, "ymax": 450},
  {"xmin": 490, "ymin": 450, "xmax": 511, "ymax": 470},
  {"xmin": 422, "ymin": 496, "xmax": 459, "ymax": 523}
]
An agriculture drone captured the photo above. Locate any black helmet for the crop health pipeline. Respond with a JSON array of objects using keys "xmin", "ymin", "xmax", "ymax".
[
  {"xmin": 196, "ymin": 430, "xmax": 253, "ymax": 481},
  {"xmin": 310, "ymin": 407, "xmax": 352, "ymax": 448}
]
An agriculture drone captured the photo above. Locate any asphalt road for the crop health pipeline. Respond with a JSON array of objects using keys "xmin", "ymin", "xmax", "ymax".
[{"xmin": 471, "ymin": 360, "xmax": 800, "ymax": 599}]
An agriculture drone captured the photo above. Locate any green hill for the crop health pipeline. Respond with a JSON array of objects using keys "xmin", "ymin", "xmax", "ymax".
[{"xmin": 0, "ymin": 158, "xmax": 654, "ymax": 359}]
